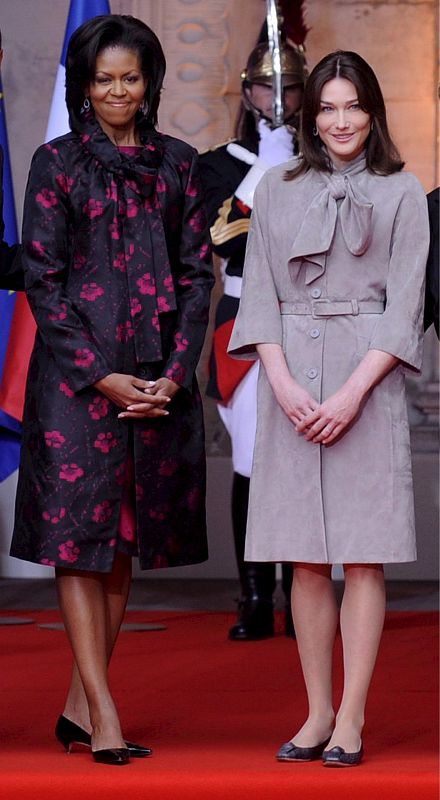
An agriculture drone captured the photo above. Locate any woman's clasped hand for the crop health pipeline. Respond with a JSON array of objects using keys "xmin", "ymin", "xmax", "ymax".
[
  {"xmin": 270, "ymin": 370, "xmax": 362, "ymax": 446},
  {"xmin": 294, "ymin": 385, "xmax": 363, "ymax": 445},
  {"xmin": 94, "ymin": 374, "xmax": 179, "ymax": 418}
]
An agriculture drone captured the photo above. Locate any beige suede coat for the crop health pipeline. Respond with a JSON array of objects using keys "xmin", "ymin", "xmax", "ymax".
[{"xmin": 228, "ymin": 154, "xmax": 429, "ymax": 563}]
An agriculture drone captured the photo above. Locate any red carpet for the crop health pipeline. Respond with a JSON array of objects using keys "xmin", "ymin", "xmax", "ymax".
[{"xmin": 0, "ymin": 610, "xmax": 437, "ymax": 799}]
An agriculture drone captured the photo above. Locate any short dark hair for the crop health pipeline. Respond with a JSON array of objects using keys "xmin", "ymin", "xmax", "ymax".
[
  {"xmin": 285, "ymin": 50, "xmax": 404, "ymax": 180},
  {"xmin": 65, "ymin": 14, "xmax": 166, "ymax": 131}
]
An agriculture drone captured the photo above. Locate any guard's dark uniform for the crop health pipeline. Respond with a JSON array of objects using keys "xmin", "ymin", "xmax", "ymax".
[
  {"xmin": 201, "ymin": 135, "xmax": 257, "ymax": 404},
  {"xmin": 424, "ymin": 187, "xmax": 439, "ymax": 337},
  {"xmin": 200, "ymin": 133, "xmax": 294, "ymax": 639}
]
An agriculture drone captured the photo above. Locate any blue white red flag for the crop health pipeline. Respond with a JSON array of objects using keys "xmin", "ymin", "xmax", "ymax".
[
  {"xmin": 0, "ymin": 0, "xmax": 111, "ymax": 482},
  {"xmin": 0, "ymin": 71, "xmax": 20, "ymax": 481},
  {"xmin": 46, "ymin": 0, "xmax": 111, "ymax": 141}
]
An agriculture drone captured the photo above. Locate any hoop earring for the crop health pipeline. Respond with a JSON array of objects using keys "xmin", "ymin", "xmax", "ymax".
[
  {"xmin": 370, "ymin": 121, "xmax": 374, "ymax": 132},
  {"xmin": 313, "ymin": 126, "xmax": 319, "ymax": 136},
  {"xmin": 81, "ymin": 97, "xmax": 91, "ymax": 113},
  {"xmin": 140, "ymin": 99, "xmax": 149, "ymax": 116}
]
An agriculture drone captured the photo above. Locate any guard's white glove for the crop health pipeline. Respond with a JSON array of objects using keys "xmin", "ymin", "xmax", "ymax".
[
  {"xmin": 233, "ymin": 159, "xmax": 268, "ymax": 208},
  {"xmin": 257, "ymin": 119, "xmax": 295, "ymax": 167},
  {"xmin": 230, "ymin": 121, "xmax": 295, "ymax": 209}
]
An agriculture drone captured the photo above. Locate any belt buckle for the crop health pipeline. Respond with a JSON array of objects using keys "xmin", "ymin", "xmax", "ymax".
[{"xmin": 311, "ymin": 299, "xmax": 329, "ymax": 319}]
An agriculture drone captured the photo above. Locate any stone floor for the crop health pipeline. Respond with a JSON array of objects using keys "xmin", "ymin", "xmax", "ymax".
[{"xmin": 0, "ymin": 578, "xmax": 438, "ymax": 612}]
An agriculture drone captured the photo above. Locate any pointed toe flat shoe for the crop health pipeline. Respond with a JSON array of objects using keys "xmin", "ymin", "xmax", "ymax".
[
  {"xmin": 322, "ymin": 743, "xmax": 363, "ymax": 767},
  {"xmin": 277, "ymin": 737, "xmax": 331, "ymax": 762}
]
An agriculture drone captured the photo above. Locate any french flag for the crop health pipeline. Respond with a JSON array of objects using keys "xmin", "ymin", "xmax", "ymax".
[
  {"xmin": 0, "ymin": 0, "xmax": 110, "ymax": 576},
  {"xmin": 0, "ymin": 0, "xmax": 111, "ymax": 431},
  {"xmin": 46, "ymin": 0, "xmax": 111, "ymax": 141},
  {"xmin": 0, "ymin": 70, "xmax": 20, "ymax": 481}
]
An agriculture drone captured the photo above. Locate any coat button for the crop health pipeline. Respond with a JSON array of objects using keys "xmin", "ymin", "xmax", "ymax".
[
  {"xmin": 311, "ymin": 287, "xmax": 322, "ymax": 299},
  {"xmin": 310, "ymin": 328, "xmax": 320, "ymax": 338},
  {"xmin": 306, "ymin": 368, "xmax": 318, "ymax": 379}
]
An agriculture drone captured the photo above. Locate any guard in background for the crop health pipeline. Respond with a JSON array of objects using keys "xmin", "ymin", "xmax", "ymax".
[
  {"xmin": 424, "ymin": 187, "xmax": 439, "ymax": 337},
  {"xmin": 200, "ymin": 40, "xmax": 307, "ymax": 640}
]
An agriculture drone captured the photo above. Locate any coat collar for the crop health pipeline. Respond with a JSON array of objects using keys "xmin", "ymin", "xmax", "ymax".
[
  {"xmin": 77, "ymin": 113, "xmax": 164, "ymax": 200},
  {"xmin": 289, "ymin": 152, "xmax": 373, "ymax": 285}
]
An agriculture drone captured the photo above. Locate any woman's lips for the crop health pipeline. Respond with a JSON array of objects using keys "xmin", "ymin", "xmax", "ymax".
[{"xmin": 332, "ymin": 133, "xmax": 354, "ymax": 141}]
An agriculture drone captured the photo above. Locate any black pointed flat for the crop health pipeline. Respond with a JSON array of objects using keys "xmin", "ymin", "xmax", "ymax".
[
  {"xmin": 92, "ymin": 747, "xmax": 130, "ymax": 765},
  {"xmin": 276, "ymin": 737, "xmax": 331, "ymax": 762},
  {"xmin": 55, "ymin": 714, "xmax": 153, "ymax": 758},
  {"xmin": 322, "ymin": 742, "xmax": 364, "ymax": 767}
]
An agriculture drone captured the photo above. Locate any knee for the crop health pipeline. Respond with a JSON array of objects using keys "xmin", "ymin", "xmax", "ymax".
[
  {"xmin": 294, "ymin": 563, "xmax": 332, "ymax": 587},
  {"xmin": 343, "ymin": 564, "xmax": 384, "ymax": 587}
]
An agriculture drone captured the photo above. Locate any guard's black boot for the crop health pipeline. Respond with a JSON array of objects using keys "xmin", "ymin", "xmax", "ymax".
[
  {"xmin": 281, "ymin": 562, "xmax": 296, "ymax": 638},
  {"xmin": 229, "ymin": 594, "xmax": 274, "ymax": 640},
  {"xmin": 229, "ymin": 473, "xmax": 276, "ymax": 641}
]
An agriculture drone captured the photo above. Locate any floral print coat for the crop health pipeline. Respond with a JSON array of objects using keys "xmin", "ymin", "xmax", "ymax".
[{"xmin": 10, "ymin": 117, "xmax": 214, "ymax": 572}]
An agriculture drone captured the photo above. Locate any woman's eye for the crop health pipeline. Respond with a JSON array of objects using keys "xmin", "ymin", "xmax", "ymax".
[
  {"xmin": 125, "ymin": 76, "xmax": 139, "ymax": 83},
  {"xmin": 95, "ymin": 77, "xmax": 111, "ymax": 84},
  {"xmin": 349, "ymin": 103, "xmax": 361, "ymax": 110},
  {"xmin": 320, "ymin": 106, "xmax": 333, "ymax": 113}
]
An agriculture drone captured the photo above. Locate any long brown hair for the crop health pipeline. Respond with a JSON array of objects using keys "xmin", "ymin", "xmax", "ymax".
[{"xmin": 285, "ymin": 50, "xmax": 404, "ymax": 180}]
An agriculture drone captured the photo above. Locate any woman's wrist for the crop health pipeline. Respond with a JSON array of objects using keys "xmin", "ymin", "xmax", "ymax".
[
  {"xmin": 93, "ymin": 373, "xmax": 114, "ymax": 392},
  {"xmin": 344, "ymin": 350, "xmax": 399, "ymax": 400},
  {"xmin": 256, "ymin": 343, "xmax": 291, "ymax": 387},
  {"xmin": 343, "ymin": 373, "xmax": 370, "ymax": 403}
]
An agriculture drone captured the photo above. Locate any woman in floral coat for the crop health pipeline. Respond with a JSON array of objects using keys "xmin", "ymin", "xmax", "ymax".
[{"xmin": 10, "ymin": 15, "xmax": 213, "ymax": 765}]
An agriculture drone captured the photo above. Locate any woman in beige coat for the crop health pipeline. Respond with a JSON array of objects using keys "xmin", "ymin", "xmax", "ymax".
[{"xmin": 228, "ymin": 51, "xmax": 429, "ymax": 766}]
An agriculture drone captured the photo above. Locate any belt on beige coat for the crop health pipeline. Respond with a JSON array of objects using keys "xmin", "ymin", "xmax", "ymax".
[{"xmin": 280, "ymin": 299, "xmax": 385, "ymax": 319}]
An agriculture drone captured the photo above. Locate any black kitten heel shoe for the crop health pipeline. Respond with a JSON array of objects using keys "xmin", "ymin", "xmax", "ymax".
[
  {"xmin": 92, "ymin": 747, "xmax": 130, "ymax": 766},
  {"xmin": 277, "ymin": 737, "xmax": 331, "ymax": 762},
  {"xmin": 55, "ymin": 714, "xmax": 153, "ymax": 758},
  {"xmin": 322, "ymin": 742, "xmax": 364, "ymax": 767}
]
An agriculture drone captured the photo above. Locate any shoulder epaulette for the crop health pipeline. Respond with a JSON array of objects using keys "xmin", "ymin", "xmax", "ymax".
[{"xmin": 199, "ymin": 138, "xmax": 237, "ymax": 156}]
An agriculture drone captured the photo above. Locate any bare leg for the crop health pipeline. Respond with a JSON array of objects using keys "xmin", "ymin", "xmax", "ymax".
[
  {"xmin": 56, "ymin": 553, "xmax": 132, "ymax": 750},
  {"xmin": 62, "ymin": 553, "xmax": 132, "ymax": 733},
  {"xmin": 289, "ymin": 563, "xmax": 338, "ymax": 746},
  {"xmin": 327, "ymin": 563, "xmax": 385, "ymax": 752}
]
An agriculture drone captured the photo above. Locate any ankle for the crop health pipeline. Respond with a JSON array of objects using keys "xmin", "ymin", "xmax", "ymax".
[
  {"xmin": 63, "ymin": 705, "xmax": 91, "ymax": 733},
  {"xmin": 334, "ymin": 711, "xmax": 364, "ymax": 732},
  {"xmin": 307, "ymin": 709, "xmax": 335, "ymax": 727},
  {"xmin": 90, "ymin": 717, "xmax": 125, "ymax": 751}
]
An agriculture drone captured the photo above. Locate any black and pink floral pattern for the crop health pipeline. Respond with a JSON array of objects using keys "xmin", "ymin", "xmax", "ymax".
[{"xmin": 10, "ymin": 117, "xmax": 214, "ymax": 573}]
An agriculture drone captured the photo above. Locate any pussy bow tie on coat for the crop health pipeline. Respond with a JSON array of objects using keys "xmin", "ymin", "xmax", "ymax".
[
  {"xmin": 289, "ymin": 154, "xmax": 374, "ymax": 285},
  {"xmin": 79, "ymin": 115, "xmax": 176, "ymax": 363}
]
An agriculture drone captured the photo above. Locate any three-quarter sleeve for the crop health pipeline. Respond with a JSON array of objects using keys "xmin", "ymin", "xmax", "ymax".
[
  {"xmin": 162, "ymin": 152, "xmax": 215, "ymax": 390},
  {"xmin": 369, "ymin": 175, "xmax": 430, "ymax": 371},
  {"xmin": 227, "ymin": 177, "xmax": 282, "ymax": 359},
  {"xmin": 22, "ymin": 144, "xmax": 111, "ymax": 392}
]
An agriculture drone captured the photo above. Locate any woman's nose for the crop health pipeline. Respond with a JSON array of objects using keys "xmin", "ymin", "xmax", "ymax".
[
  {"xmin": 335, "ymin": 111, "xmax": 349, "ymax": 129},
  {"xmin": 111, "ymin": 80, "xmax": 126, "ymax": 96}
]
